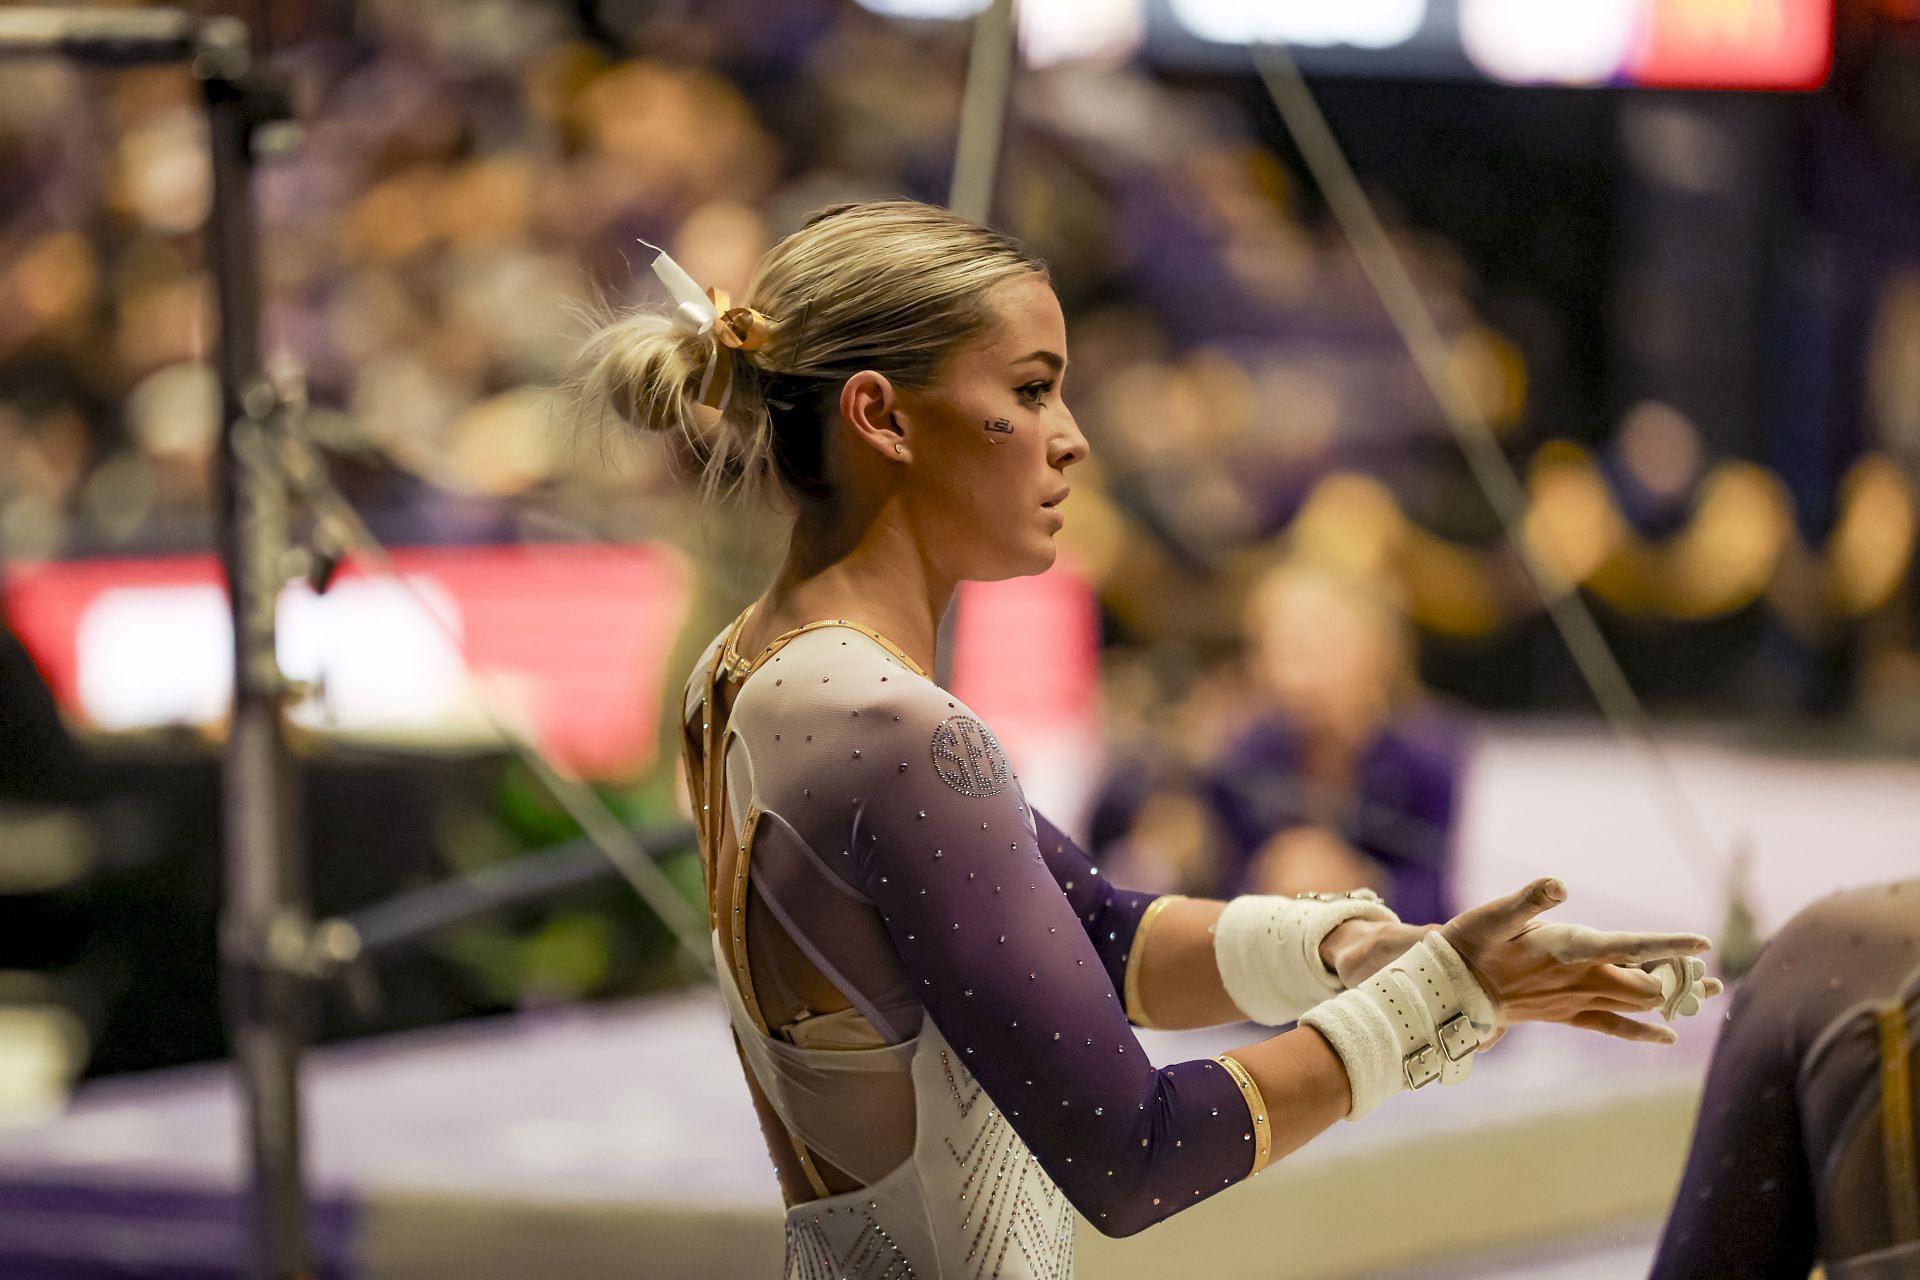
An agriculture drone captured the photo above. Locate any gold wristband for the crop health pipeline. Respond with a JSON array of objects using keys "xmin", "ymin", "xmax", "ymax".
[
  {"xmin": 1213, "ymin": 1052, "xmax": 1273, "ymax": 1176},
  {"xmin": 1123, "ymin": 894, "xmax": 1187, "ymax": 1030}
]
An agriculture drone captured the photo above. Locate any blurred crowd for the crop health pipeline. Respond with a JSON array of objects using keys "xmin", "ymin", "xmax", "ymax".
[{"xmin": 1, "ymin": 0, "xmax": 1918, "ymax": 919}]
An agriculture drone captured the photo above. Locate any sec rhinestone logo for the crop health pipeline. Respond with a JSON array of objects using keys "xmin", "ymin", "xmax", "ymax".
[{"xmin": 931, "ymin": 715, "xmax": 1010, "ymax": 798}]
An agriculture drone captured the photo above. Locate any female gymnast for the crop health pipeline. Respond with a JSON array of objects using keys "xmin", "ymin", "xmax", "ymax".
[{"xmin": 578, "ymin": 199, "xmax": 1722, "ymax": 1278}]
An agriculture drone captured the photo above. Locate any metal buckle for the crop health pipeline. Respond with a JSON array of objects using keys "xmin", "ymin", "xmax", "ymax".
[
  {"xmin": 1439, "ymin": 1012, "xmax": 1480, "ymax": 1063},
  {"xmin": 1403, "ymin": 1043, "xmax": 1441, "ymax": 1090}
]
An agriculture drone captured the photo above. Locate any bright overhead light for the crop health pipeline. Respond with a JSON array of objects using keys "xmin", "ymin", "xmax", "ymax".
[
  {"xmin": 852, "ymin": 0, "xmax": 993, "ymax": 18},
  {"xmin": 1169, "ymin": 0, "xmax": 1428, "ymax": 49},
  {"xmin": 1020, "ymin": 0, "xmax": 1144, "ymax": 68},
  {"xmin": 1459, "ymin": 0, "xmax": 1639, "ymax": 85}
]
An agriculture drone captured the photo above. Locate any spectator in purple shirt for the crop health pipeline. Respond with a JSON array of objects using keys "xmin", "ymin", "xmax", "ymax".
[{"xmin": 1200, "ymin": 557, "xmax": 1460, "ymax": 924}]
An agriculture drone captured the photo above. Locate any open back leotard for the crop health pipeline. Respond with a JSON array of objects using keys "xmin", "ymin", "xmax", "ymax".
[{"xmin": 682, "ymin": 607, "xmax": 1268, "ymax": 1277}]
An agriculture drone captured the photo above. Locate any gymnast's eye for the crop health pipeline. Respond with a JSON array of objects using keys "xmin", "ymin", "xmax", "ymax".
[{"xmin": 1017, "ymin": 380, "xmax": 1054, "ymax": 406}]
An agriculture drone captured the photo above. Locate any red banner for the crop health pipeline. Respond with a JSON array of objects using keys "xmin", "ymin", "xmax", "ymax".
[
  {"xmin": 5, "ymin": 544, "xmax": 693, "ymax": 777},
  {"xmin": 5, "ymin": 545, "xmax": 1103, "ymax": 801}
]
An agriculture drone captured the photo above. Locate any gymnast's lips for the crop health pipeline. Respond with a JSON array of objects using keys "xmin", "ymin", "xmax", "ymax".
[{"xmin": 1040, "ymin": 488, "xmax": 1070, "ymax": 508}]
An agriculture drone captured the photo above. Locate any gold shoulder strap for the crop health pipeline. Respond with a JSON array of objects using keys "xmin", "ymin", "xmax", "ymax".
[
  {"xmin": 695, "ymin": 614, "xmax": 744, "ymax": 924},
  {"xmin": 1878, "ymin": 1000, "xmax": 1920, "ymax": 1243},
  {"xmin": 702, "ymin": 608, "xmax": 833, "ymax": 1201}
]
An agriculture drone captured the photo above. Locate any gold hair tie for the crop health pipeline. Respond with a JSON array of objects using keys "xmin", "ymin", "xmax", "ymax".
[{"xmin": 697, "ymin": 286, "xmax": 772, "ymax": 412}]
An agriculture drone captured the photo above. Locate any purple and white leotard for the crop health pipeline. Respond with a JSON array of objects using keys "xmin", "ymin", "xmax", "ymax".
[{"xmin": 683, "ymin": 609, "xmax": 1267, "ymax": 1278}]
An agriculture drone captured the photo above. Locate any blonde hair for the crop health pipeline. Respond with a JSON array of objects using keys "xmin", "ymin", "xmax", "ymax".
[{"xmin": 575, "ymin": 199, "xmax": 1047, "ymax": 505}]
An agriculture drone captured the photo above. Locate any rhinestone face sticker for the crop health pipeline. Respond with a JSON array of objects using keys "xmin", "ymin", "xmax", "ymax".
[{"xmin": 931, "ymin": 715, "xmax": 1011, "ymax": 798}]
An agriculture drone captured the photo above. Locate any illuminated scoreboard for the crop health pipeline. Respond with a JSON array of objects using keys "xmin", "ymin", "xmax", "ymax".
[
  {"xmin": 1157, "ymin": 0, "xmax": 1833, "ymax": 88},
  {"xmin": 855, "ymin": 0, "xmax": 1836, "ymax": 90}
]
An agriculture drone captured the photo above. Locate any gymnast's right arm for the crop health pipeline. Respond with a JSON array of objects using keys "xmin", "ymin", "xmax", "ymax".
[{"xmin": 843, "ymin": 681, "xmax": 1348, "ymax": 1236}]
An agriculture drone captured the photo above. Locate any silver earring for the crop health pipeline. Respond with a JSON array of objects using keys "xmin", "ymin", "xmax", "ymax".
[{"xmin": 894, "ymin": 443, "xmax": 904, "ymax": 454}]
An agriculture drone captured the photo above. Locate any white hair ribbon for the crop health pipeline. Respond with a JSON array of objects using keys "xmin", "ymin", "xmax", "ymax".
[{"xmin": 638, "ymin": 238, "xmax": 770, "ymax": 417}]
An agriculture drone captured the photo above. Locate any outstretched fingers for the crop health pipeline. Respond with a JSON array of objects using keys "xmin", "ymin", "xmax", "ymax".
[
  {"xmin": 1583, "ymin": 964, "xmax": 1665, "ymax": 1003},
  {"xmin": 1586, "ymin": 994, "xmax": 1670, "ymax": 1015},
  {"xmin": 1570, "ymin": 1010, "xmax": 1679, "ymax": 1045},
  {"xmin": 1566, "ymin": 930, "xmax": 1712, "ymax": 966}
]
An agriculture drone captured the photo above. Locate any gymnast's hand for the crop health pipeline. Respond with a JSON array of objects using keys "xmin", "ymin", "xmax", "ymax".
[{"xmin": 1438, "ymin": 877, "xmax": 1724, "ymax": 1046}]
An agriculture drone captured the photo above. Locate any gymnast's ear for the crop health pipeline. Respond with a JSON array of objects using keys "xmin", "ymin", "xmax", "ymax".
[{"xmin": 839, "ymin": 369, "xmax": 908, "ymax": 461}]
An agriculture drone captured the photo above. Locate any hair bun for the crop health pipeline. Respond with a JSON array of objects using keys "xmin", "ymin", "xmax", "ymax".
[
  {"xmin": 576, "ymin": 309, "xmax": 720, "ymax": 437},
  {"xmin": 574, "ymin": 199, "xmax": 1044, "ymax": 506}
]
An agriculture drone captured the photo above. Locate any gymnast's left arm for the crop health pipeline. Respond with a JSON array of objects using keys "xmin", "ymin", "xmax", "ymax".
[
  {"xmin": 1031, "ymin": 809, "xmax": 1420, "ymax": 1031},
  {"xmin": 1034, "ymin": 810, "xmax": 1721, "ymax": 1037}
]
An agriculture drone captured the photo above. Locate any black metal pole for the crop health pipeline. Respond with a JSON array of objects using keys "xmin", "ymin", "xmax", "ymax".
[
  {"xmin": 199, "ymin": 19, "xmax": 314, "ymax": 1280},
  {"xmin": 322, "ymin": 822, "xmax": 696, "ymax": 962},
  {"xmin": 0, "ymin": 13, "xmax": 309, "ymax": 1275}
]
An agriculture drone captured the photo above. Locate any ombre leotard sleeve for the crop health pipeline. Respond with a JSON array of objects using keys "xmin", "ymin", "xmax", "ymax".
[
  {"xmin": 774, "ymin": 638, "xmax": 1266, "ymax": 1237},
  {"xmin": 1029, "ymin": 808, "xmax": 1162, "ymax": 1006}
]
